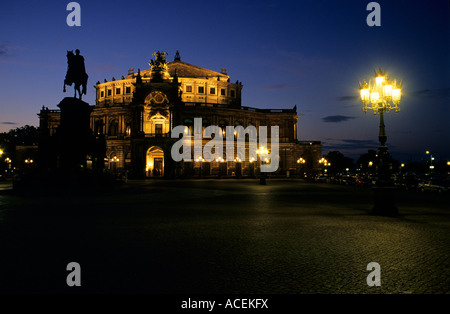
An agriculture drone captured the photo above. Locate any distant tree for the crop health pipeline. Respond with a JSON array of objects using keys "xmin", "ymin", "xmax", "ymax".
[
  {"xmin": 0, "ymin": 125, "xmax": 39, "ymax": 157},
  {"xmin": 403, "ymin": 161, "xmax": 426, "ymax": 174},
  {"xmin": 357, "ymin": 149, "xmax": 401, "ymax": 174},
  {"xmin": 0, "ymin": 125, "xmax": 38, "ymax": 143},
  {"xmin": 10, "ymin": 125, "xmax": 39, "ymax": 146},
  {"xmin": 356, "ymin": 149, "xmax": 378, "ymax": 174},
  {"xmin": 324, "ymin": 151, "xmax": 355, "ymax": 174}
]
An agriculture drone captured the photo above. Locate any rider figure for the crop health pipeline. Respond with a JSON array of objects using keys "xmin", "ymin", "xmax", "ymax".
[
  {"xmin": 64, "ymin": 49, "xmax": 88, "ymax": 100},
  {"xmin": 72, "ymin": 49, "xmax": 86, "ymax": 80}
]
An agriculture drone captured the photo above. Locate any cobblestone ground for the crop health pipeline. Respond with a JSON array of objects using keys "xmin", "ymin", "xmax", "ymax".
[{"xmin": 0, "ymin": 179, "xmax": 449, "ymax": 294}]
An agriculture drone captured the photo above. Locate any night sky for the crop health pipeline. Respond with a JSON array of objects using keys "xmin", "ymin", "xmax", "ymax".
[{"xmin": 0, "ymin": 0, "xmax": 449, "ymax": 162}]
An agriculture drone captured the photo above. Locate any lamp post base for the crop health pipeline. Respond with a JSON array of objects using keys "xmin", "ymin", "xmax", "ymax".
[{"xmin": 371, "ymin": 186, "xmax": 398, "ymax": 216}]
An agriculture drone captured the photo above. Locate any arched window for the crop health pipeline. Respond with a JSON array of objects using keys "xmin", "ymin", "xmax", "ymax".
[
  {"xmin": 218, "ymin": 120, "xmax": 227, "ymax": 136},
  {"xmin": 202, "ymin": 119, "xmax": 211, "ymax": 134},
  {"xmin": 109, "ymin": 119, "xmax": 119, "ymax": 136},
  {"xmin": 94, "ymin": 120, "xmax": 104, "ymax": 135},
  {"xmin": 184, "ymin": 118, "xmax": 194, "ymax": 135}
]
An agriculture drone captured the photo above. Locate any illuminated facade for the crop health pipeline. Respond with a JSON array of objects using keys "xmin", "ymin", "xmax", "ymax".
[{"xmin": 39, "ymin": 51, "xmax": 321, "ymax": 178}]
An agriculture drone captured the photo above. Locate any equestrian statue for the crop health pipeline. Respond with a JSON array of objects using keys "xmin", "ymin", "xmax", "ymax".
[{"xmin": 64, "ymin": 49, "xmax": 88, "ymax": 100}]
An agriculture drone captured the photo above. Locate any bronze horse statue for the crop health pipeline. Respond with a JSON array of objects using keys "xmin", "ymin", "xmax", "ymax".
[{"xmin": 64, "ymin": 49, "xmax": 88, "ymax": 100}]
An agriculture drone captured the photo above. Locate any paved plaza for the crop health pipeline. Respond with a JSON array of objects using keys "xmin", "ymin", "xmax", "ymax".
[{"xmin": 0, "ymin": 179, "xmax": 449, "ymax": 294}]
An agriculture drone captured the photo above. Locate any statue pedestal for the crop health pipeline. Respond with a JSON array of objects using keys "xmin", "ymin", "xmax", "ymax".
[{"xmin": 57, "ymin": 97, "xmax": 93, "ymax": 172}]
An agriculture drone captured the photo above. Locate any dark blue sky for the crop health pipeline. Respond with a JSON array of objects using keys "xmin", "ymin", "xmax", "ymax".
[{"xmin": 1, "ymin": 0, "xmax": 449, "ymax": 161}]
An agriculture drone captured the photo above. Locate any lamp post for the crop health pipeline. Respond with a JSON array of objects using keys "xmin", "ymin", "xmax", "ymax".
[
  {"xmin": 5, "ymin": 157, "xmax": 12, "ymax": 176},
  {"xmin": 234, "ymin": 157, "xmax": 242, "ymax": 178},
  {"xmin": 196, "ymin": 156, "xmax": 205, "ymax": 178},
  {"xmin": 359, "ymin": 68, "xmax": 402, "ymax": 216},
  {"xmin": 0, "ymin": 150, "xmax": 4, "ymax": 176},
  {"xmin": 24, "ymin": 158, "xmax": 34, "ymax": 171},
  {"xmin": 256, "ymin": 146, "xmax": 269, "ymax": 185},
  {"xmin": 318, "ymin": 158, "xmax": 331, "ymax": 175},
  {"xmin": 216, "ymin": 156, "xmax": 226, "ymax": 178},
  {"xmin": 249, "ymin": 157, "xmax": 256, "ymax": 178},
  {"xmin": 111, "ymin": 156, "xmax": 119, "ymax": 173},
  {"xmin": 297, "ymin": 157, "xmax": 306, "ymax": 178},
  {"xmin": 425, "ymin": 150, "xmax": 434, "ymax": 173}
]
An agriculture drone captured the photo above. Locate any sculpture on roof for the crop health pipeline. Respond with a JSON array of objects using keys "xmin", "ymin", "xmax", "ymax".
[
  {"xmin": 148, "ymin": 51, "xmax": 170, "ymax": 82},
  {"xmin": 174, "ymin": 50, "xmax": 181, "ymax": 61},
  {"xmin": 63, "ymin": 49, "xmax": 88, "ymax": 100},
  {"xmin": 148, "ymin": 51, "xmax": 168, "ymax": 69}
]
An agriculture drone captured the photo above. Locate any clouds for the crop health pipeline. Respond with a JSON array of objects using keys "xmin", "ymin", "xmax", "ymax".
[
  {"xmin": 322, "ymin": 115, "xmax": 356, "ymax": 123},
  {"xmin": 0, "ymin": 43, "xmax": 11, "ymax": 57},
  {"xmin": 336, "ymin": 95, "xmax": 358, "ymax": 102},
  {"xmin": 0, "ymin": 45, "xmax": 7, "ymax": 56},
  {"xmin": 0, "ymin": 42, "xmax": 19, "ymax": 58},
  {"xmin": 1, "ymin": 122, "xmax": 17, "ymax": 125},
  {"xmin": 409, "ymin": 88, "xmax": 450, "ymax": 99},
  {"xmin": 321, "ymin": 138, "xmax": 380, "ymax": 159},
  {"xmin": 323, "ymin": 138, "xmax": 379, "ymax": 150}
]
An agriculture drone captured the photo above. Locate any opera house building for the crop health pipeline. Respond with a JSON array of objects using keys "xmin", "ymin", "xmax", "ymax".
[{"xmin": 39, "ymin": 51, "xmax": 321, "ymax": 179}]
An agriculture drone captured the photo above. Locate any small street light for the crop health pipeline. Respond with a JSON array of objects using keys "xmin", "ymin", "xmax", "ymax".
[
  {"xmin": 425, "ymin": 150, "xmax": 434, "ymax": 172},
  {"xmin": 296, "ymin": 157, "xmax": 306, "ymax": 178},
  {"xmin": 215, "ymin": 156, "xmax": 226, "ymax": 178},
  {"xmin": 4, "ymin": 157, "xmax": 12, "ymax": 171},
  {"xmin": 359, "ymin": 68, "xmax": 402, "ymax": 216},
  {"xmin": 318, "ymin": 158, "xmax": 331, "ymax": 175},
  {"xmin": 256, "ymin": 146, "xmax": 269, "ymax": 185},
  {"xmin": 249, "ymin": 157, "xmax": 256, "ymax": 178},
  {"xmin": 111, "ymin": 156, "xmax": 119, "ymax": 173},
  {"xmin": 196, "ymin": 156, "xmax": 205, "ymax": 178}
]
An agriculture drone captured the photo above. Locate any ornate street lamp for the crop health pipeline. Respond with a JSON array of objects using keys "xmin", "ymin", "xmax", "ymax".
[{"xmin": 359, "ymin": 68, "xmax": 402, "ymax": 215}]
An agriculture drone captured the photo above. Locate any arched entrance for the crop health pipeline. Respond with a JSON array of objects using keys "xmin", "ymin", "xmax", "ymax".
[{"xmin": 146, "ymin": 146, "xmax": 164, "ymax": 177}]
